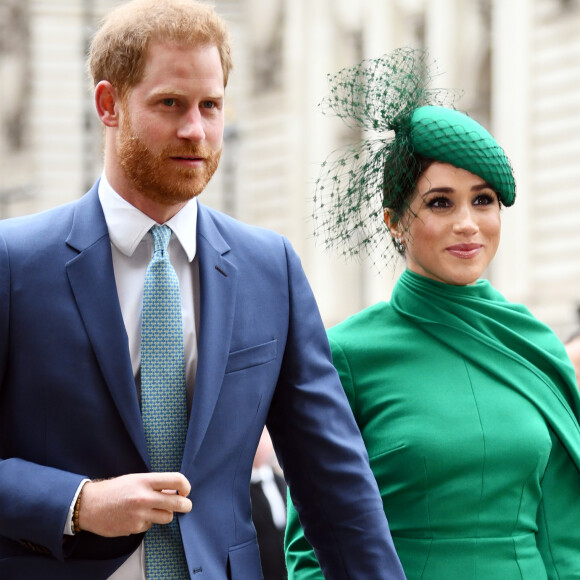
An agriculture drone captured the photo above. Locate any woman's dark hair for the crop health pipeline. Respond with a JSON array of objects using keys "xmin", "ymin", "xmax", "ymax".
[{"xmin": 383, "ymin": 152, "xmax": 435, "ymax": 221}]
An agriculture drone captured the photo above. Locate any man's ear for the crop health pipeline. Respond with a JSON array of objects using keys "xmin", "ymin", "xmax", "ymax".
[{"xmin": 94, "ymin": 81, "xmax": 121, "ymax": 127}]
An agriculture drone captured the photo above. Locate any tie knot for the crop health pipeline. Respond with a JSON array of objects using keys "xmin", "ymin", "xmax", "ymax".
[{"xmin": 150, "ymin": 225, "xmax": 172, "ymax": 256}]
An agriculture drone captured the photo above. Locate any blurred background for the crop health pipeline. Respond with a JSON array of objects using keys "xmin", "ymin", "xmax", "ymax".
[{"xmin": 1, "ymin": 0, "xmax": 579, "ymax": 337}]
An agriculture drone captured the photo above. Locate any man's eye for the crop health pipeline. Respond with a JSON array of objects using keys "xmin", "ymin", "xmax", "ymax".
[
  {"xmin": 201, "ymin": 101, "xmax": 216, "ymax": 109},
  {"xmin": 162, "ymin": 98, "xmax": 176, "ymax": 107}
]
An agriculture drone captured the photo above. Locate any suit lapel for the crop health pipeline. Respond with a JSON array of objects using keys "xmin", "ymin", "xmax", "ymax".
[
  {"xmin": 65, "ymin": 193, "xmax": 239, "ymax": 470},
  {"xmin": 183, "ymin": 203, "xmax": 238, "ymax": 468},
  {"xmin": 65, "ymin": 185, "xmax": 149, "ymax": 465}
]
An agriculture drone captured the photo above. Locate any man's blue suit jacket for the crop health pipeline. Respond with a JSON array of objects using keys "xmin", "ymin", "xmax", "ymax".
[{"xmin": 0, "ymin": 183, "xmax": 404, "ymax": 579}]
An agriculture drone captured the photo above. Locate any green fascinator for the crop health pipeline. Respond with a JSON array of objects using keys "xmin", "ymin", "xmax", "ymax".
[
  {"xmin": 313, "ymin": 48, "xmax": 516, "ymax": 268},
  {"xmin": 410, "ymin": 106, "xmax": 515, "ymax": 205}
]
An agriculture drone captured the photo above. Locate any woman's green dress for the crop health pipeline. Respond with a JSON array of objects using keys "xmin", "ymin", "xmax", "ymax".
[{"xmin": 286, "ymin": 270, "xmax": 580, "ymax": 579}]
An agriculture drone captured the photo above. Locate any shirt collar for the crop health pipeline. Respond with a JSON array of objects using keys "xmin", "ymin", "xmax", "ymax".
[{"xmin": 98, "ymin": 173, "xmax": 198, "ymax": 262}]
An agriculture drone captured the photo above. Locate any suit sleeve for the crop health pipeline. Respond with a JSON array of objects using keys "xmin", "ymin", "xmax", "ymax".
[
  {"xmin": 0, "ymin": 231, "xmax": 86, "ymax": 561},
  {"xmin": 268, "ymin": 238, "xmax": 404, "ymax": 580},
  {"xmin": 284, "ymin": 335, "xmax": 364, "ymax": 580},
  {"xmin": 536, "ymin": 428, "xmax": 580, "ymax": 578},
  {"xmin": 285, "ymin": 488, "xmax": 324, "ymax": 580}
]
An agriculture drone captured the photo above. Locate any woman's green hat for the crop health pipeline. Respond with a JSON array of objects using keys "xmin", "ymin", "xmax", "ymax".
[
  {"xmin": 410, "ymin": 105, "xmax": 515, "ymax": 206},
  {"xmin": 313, "ymin": 48, "xmax": 516, "ymax": 269}
]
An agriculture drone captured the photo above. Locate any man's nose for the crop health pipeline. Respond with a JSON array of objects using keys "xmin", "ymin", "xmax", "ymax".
[{"xmin": 177, "ymin": 107, "xmax": 205, "ymax": 142}]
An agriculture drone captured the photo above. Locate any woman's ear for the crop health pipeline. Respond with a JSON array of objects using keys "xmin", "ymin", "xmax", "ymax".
[
  {"xmin": 94, "ymin": 80, "xmax": 121, "ymax": 128},
  {"xmin": 385, "ymin": 208, "xmax": 407, "ymax": 254},
  {"xmin": 384, "ymin": 208, "xmax": 400, "ymax": 238}
]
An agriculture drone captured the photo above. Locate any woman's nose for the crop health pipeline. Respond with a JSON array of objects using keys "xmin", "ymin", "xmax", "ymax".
[{"xmin": 452, "ymin": 206, "xmax": 478, "ymax": 234}]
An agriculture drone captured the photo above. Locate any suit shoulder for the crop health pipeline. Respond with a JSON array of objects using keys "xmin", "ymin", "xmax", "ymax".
[
  {"xmin": 0, "ymin": 198, "xmax": 78, "ymax": 241},
  {"xmin": 198, "ymin": 203, "xmax": 289, "ymax": 252}
]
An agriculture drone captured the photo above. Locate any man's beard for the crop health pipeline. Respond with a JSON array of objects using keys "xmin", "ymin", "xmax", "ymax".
[{"xmin": 116, "ymin": 116, "xmax": 222, "ymax": 206}]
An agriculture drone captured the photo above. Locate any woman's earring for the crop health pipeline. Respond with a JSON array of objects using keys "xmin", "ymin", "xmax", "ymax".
[{"xmin": 394, "ymin": 236, "xmax": 405, "ymax": 252}]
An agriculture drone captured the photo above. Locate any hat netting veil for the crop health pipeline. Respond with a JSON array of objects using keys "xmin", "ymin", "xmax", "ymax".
[{"xmin": 312, "ymin": 47, "xmax": 515, "ymax": 270}]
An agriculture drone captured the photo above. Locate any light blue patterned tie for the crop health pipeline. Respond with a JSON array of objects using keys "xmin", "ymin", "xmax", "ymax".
[{"xmin": 141, "ymin": 225, "xmax": 189, "ymax": 579}]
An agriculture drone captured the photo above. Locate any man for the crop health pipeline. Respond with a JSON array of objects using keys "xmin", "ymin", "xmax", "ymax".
[
  {"xmin": 0, "ymin": 1, "xmax": 405, "ymax": 578},
  {"xmin": 250, "ymin": 429, "xmax": 287, "ymax": 580}
]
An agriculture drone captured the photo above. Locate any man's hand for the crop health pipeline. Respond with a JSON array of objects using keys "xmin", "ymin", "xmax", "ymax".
[{"xmin": 77, "ymin": 473, "xmax": 192, "ymax": 537}]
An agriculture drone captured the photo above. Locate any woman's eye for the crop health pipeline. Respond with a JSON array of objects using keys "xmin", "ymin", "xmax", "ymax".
[
  {"xmin": 474, "ymin": 193, "xmax": 497, "ymax": 206},
  {"xmin": 427, "ymin": 196, "xmax": 451, "ymax": 209}
]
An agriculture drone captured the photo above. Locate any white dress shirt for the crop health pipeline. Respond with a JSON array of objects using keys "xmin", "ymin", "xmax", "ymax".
[
  {"xmin": 65, "ymin": 174, "xmax": 200, "ymax": 579},
  {"xmin": 99, "ymin": 174, "xmax": 200, "ymax": 400}
]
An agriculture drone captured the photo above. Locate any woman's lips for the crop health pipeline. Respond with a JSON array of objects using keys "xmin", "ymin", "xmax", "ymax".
[{"xmin": 446, "ymin": 243, "xmax": 483, "ymax": 259}]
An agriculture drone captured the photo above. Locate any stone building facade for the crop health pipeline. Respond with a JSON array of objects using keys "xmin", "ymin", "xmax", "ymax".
[{"xmin": 1, "ymin": 0, "xmax": 579, "ymax": 336}]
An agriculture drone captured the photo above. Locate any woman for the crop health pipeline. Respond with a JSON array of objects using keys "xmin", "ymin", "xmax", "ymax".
[{"xmin": 285, "ymin": 49, "xmax": 580, "ymax": 579}]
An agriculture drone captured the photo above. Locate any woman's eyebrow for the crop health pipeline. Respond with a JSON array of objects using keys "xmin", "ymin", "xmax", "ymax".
[{"xmin": 421, "ymin": 186, "xmax": 454, "ymax": 197}]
